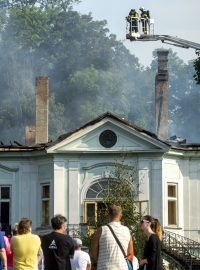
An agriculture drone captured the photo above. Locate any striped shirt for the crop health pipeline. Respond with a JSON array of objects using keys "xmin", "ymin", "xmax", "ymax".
[{"xmin": 97, "ymin": 222, "xmax": 130, "ymax": 270}]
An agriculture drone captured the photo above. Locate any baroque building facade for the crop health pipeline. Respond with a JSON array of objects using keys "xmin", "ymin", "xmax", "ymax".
[{"xmin": 0, "ymin": 112, "xmax": 199, "ymax": 242}]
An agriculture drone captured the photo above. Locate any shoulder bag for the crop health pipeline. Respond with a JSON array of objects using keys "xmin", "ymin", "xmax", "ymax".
[{"xmin": 107, "ymin": 224, "xmax": 133, "ymax": 270}]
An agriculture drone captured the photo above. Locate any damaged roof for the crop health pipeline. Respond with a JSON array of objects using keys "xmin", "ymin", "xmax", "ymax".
[
  {"xmin": 47, "ymin": 111, "xmax": 171, "ymax": 149},
  {"xmin": 0, "ymin": 112, "xmax": 200, "ymax": 152}
]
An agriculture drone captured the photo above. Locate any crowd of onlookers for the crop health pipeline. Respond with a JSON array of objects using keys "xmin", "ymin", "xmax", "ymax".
[
  {"xmin": 0, "ymin": 216, "xmax": 91, "ymax": 270},
  {"xmin": 0, "ymin": 206, "xmax": 162, "ymax": 270}
]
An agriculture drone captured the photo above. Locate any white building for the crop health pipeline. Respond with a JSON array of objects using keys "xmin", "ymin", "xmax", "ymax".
[{"xmin": 0, "ymin": 112, "xmax": 200, "ymax": 242}]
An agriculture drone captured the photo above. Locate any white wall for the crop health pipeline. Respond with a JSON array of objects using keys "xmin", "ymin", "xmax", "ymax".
[
  {"xmin": 151, "ymin": 158, "xmax": 163, "ymax": 224},
  {"xmin": 184, "ymin": 159, "xmax": 200, "ymax": 241},
  {"xmin": 163, "ymin": 158, "xmax": 184, "ymax": 231}
]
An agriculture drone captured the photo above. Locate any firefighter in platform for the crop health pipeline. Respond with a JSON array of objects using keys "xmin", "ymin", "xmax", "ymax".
[
  {"xmin": 126, "ymin": 9, "xmax": 139, "ymax": 33},
  {"xmin": 140, "ymin": 7, "xmax": 150, "ymax": 34}
]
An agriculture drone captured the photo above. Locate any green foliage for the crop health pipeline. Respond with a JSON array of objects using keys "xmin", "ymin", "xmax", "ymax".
[
  {"xmin": 37, "ymin": 0, "xmax": 80, "ymax": 10},
  {"xmin": 65, "ymin": 66, "xmax": 128, "ymax": 128},
  {"xmin": 0, "ymin": 1, "xmax": 199, "ymax": 144},
  {"xmin": 150, "ymin": 48, "xmax": 200, "ymax": 142},
  {"xmin": 84, "ymin": 159, "xmax": 146, "ymax": 259},
  {"xmin": 6, "ymin": 7, "xmax": 49, "ymax": 49},
  {"xmin": 104, "ymin": 161, "xmax": 146, "ymax": 258},
  {"xmin": 48, "ymin": 94, "xmax": 66, "ymax": 140},
  {"xmin": 0, "ymin": 10, "xmax": 6, "ymax": 34},
  {"xmin": 0, "ymin": 0, "xmax": 80, "ymax": 10},
  {"xmin": 101, "ymin": 162, "xmax": 140, "ymax": 225},
  {"xmin": 0, "ymin": 2, "xmax": 150, "ymax": 144},
  {"xmin": 194, "ymin": 56, "xmax": 200, "ymax": 84}
]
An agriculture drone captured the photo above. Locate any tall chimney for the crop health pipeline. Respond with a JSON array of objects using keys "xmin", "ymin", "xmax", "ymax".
[
  {"xmin": 155, "ymin": 49, "xmax": 169, "ymax": 141},
  {"xmin": 35, "ymin": 76, "xmax": 49, "ymax": 144},
  {"xmin": 25, "ymin": 125, "xmax": 36, "ymax": 145}
]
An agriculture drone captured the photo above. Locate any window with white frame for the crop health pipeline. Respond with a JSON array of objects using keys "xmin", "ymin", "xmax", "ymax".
[
  {"xmin": 41, "ymin": 184, "xmax": 50, "ymax": 226},
  {"xmin": 84, "ymin": 179, "xmax": 148, "ymax": 225},
  {"xmin": 0, "ymin": 186, "xmax": 11, "ymax": 229},
  {"xmin": 167, "ymin": 184, "xmax": 177, "ymax": 225},
  {"xmin": 135, "ymin": 201, "xmax": 149, "ymax": 216},
  {"xmin": 84, "ymin": 179, "xmax": 114, "ymax": 226}
]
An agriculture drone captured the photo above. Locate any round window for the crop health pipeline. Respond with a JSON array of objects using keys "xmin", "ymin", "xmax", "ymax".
[{"xmin": 99, "ymin": 130, "xmax": 117, "ymax": 148}]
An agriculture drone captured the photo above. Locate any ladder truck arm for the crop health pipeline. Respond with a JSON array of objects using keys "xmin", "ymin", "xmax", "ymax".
[
  {"xmin": 125, "ymin": 16, "xmax": 200, "ymax": 53},
  {"xmin": 134, "ymin": 34, "xmax": 200, "ymax": 53}
]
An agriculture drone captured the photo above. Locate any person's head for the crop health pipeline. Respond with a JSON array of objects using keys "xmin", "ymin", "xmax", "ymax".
[
  {"xmin": 18, "ymin": 218, "xmax": 32, "ymax": 235},
  {"xmin": 108, "ymin": 205, "xmax": 122, "ymax": 222},
  {"xmin": 73, "ymin": 238, "xmax": 82, "ymax": 250},
  {"xmin": 4, "ymin": 225, "xmax": 11, "ymax": 237},
  {"xmin": 140, "ymin": 7, "xmax": 144, "ymax": 12},
  {"xmin": 140, "ymin": 215, "xmax": 162, "ymax": 240},
  {"xmin": 12, "ymin": 223, "xmax": 18, "ymax": 236},
  {"xmin": 51, "ymin": 214, "xmax": 67, "ymax": 233}
]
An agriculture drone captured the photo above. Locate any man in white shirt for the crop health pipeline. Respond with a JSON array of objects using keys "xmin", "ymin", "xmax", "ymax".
[
  {"xmin": 90, "ymin": 205, "xmax": 134, "ymax": 270},
  {"xmin": 70, "ymin": 238, "xmax": 91, "ymax": 270}
]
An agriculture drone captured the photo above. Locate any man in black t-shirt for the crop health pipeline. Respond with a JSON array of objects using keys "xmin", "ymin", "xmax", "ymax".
[{"xmin": 41, "ymin": 215, "xmax": 75, "ymax": 270}]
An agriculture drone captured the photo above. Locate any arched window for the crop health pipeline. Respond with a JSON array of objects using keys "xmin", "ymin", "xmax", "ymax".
[
  {"xmin": 83, "ymin": 178, "xmax": 149, "ymax": 225},
  {"xmin": 86, "ymin": 179, "xmax": 115, "ymax": 199},
  {"xmin": 83, "ymin": 179, "xmax": 115, "ymax": 225}
]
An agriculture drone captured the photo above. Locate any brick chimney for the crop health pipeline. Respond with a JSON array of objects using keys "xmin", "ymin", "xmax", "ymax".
[
  {"xmin": 25, "ymin": 125, "xmax": 36, "ymax": 145},
  {"xmin": 25, "ymin": 77, "xmax": 49, "ymax": 145},
  {"xmin": 35, "ymin": 76, "xmax": 49, "ymax": 144},
  {"xmin": 155, "ymin": 49, "xmax": 169, "ymax": 141}
]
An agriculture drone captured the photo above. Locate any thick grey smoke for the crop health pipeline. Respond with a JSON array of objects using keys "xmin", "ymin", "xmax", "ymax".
[{"xmin": 0, "ymin": 3, "xmax": 199, "ymax": 145}]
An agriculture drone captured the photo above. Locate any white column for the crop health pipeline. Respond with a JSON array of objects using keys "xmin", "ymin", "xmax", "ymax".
[
  {"xmin": 53, "ymin": 161, "xmax": 66, "ymax": 216},
  {"xmin": 151, "ymin": 159, "xmax": 163, "ymax": 224},
  {"xmin": 20, "ymin": 164, "xmax": 38, "ymax": 228},
  {"xmin": 177, "ymin": 160, "xmax": 184, "ymax": 231},
  {"xmin": 138, "ymin": 159, "xmax": 150, "ymax": 201},
  {"xmin": 68, "ymin": 160, "xmax": 79, "ymax": 224}
]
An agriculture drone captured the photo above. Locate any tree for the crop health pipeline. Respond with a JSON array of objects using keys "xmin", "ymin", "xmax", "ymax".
[
  {"xmin": 64, "ymin": 66, "xmax": 129, "ymax": 130},
  {"xmin": 0, "ymin": 0, "xmax": 80, "ymax": 10},
  {"xmin": 0, "ymin": 9, "xmax": 6, "ymax": 34},
  {"xmin": 5, "ymin": 7, "xmax": 49, "ymax": 50},
  {"xmin": 101, "ymin": 160, "xmax": 146, "ymax": 259},
  {"xmin": 150, "ymin": 48, "xmax": 200, "ymax": 142},
  {"xmin": 194, "ymin": 56, "xmax": 200, "ymax": 84},
  {"xmin": 48, "ymin": 94, "xmax": 67, "ymax": 140},
  {"xmin": 2, "ymin": 0, "xmax": 200, "ymax": 145},
  {"xmin": 0, "ymin": 3, "xmax": 146, "ymax": 143},
  {"xmin": 82, "ymin": 159, "xmax": 146, "ymax": 261}
]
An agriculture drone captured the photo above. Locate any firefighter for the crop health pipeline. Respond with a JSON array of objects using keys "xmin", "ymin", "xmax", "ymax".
[
  {"xmin": 126, "ymin": 9, "xmax": 139, "ymax": 33},
  {"xmin": 140, "ymin": 7, "xmax": 150, "ymax": 34}
]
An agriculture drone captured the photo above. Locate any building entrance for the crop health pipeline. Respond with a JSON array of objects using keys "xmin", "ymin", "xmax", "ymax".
[
  {"xmin": 0, "ymin": 186, "xmax": 11, "ymax": 231},
  {"xmin": 84, "ymin": 179, "xmax": 114, "ymax": 226}
]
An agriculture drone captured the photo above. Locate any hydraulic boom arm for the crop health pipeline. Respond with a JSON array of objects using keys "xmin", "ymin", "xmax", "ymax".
[
  {"xmin": 125, "ymin": 14, "xmax": 200, "ymax": 53},
  {"xmin": 134, "ymin": 34, "xmax": 200, "ymax": 52}
]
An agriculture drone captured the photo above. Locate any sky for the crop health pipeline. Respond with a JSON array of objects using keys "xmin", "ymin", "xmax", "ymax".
[{"xmin": 74, "ymin": 0, "xmax": 200, "ymax": 66}]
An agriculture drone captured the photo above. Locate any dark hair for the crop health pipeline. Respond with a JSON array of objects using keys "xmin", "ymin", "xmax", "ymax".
[
  {"xmin": 18, "ymin": 218, "xmax": 32, "ymax": 235},
  {"xmin": 51, "ymin": 214, "xmax": 67, "ymax": 230},
  {"xmin": 108, "ymin": 205, "xmax": 122, "ymax": 218},
  {"xmin": 142, "ymin": 215, "xmax": 163, "ymax": 240},
  {"xmin": 4, "ymin": 225, "xmax": 11, "ymax": 237}
]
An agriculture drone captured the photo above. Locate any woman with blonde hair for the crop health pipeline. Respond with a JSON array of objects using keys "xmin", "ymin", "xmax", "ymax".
[{"xmin": 139, "ymin": 215, "xmax": 163, "ymax": 270}]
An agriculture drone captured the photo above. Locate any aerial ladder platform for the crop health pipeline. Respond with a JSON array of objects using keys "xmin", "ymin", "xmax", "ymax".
[{"xmin": 126, "ymin": 16, "xmax": 200, "ymax": 53}]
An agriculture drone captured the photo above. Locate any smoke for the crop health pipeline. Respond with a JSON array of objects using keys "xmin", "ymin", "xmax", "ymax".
[{"xmin": 0, "ymin": 4, "xmax": 199, "ymax": 146}]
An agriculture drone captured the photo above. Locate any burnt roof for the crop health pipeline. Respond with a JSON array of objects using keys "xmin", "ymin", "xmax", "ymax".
[
  {"xmin": 1, "ymin": 111, "xmax": 200, "ymax": 152},
  {"xmin": 171, "ymin": 143, "xmax": 200, "ymax": 151},
  {"xmin": 0, "ymin": 141, "xmax": 46, "ymax": 152},
  {"xmin": 46, "ymin": 111, "xmax": 170, "ymax": 148}
]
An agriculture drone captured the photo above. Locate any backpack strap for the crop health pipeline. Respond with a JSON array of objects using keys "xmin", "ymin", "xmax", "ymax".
[{"xmin": 107, "ymin": 224, "xmax": 127, "ymax": 258}]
